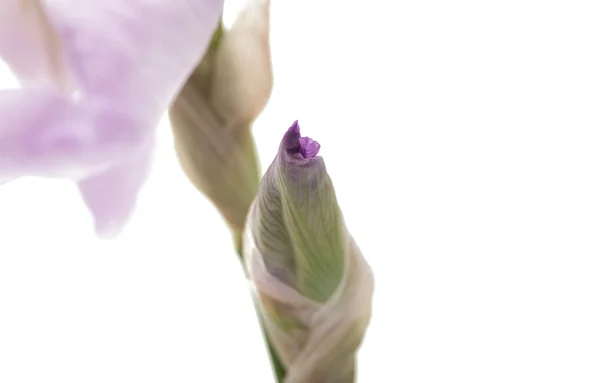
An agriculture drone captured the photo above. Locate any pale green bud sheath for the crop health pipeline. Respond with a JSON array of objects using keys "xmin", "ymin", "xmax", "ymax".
[
  {"xmin": 245, "ymin": 121, "xmax": 375, "ymax": 382},
  {"xmin": 169, "ymin": 0, "xmax": 272, "ymax": 250}
]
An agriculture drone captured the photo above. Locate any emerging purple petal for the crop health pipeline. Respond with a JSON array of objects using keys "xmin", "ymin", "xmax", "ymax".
[
  {"xmin": 282, "ymin": 120, "xmax": 321, "ymax": 159},
  {"xmin": 298, "ymin": 136, "xmax": 320, "ymax": 158}
]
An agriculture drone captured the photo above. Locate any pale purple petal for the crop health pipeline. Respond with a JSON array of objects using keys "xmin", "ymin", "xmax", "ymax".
[
  {"xmin": 77, "ymin": 134, "xmax": 155, "ymax": 238},
  {"xmin": 298, "ymin": 137, "xmax": 320, "ymax": 158},
  {"xmin": 0, "ymin": 0, "xmax": 224, "ymax": 236},
  {"xmin": 0, "ymin": 87, "xmax": 145, "ymax": 182},
  {"xmin": 0, "ymin": 0, "xmax": 74, "ymax": 88},
  {"xmin": 47, "ymin": 0, "xmax": 225, "ymax": 124}
]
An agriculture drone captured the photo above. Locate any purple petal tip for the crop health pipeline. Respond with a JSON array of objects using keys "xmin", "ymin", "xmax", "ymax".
[{"xmin": 283, "ymin": 120, "xmax": 320, "ymax": 158}]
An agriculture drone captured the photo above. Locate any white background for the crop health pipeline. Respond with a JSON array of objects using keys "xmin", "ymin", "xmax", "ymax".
[{"xmin": 1, "ymin": 0, "xmax": 600, "ymax": 382}]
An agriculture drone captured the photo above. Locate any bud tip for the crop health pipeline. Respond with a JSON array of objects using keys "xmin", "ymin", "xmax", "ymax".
[{"xmin": 283, "ymin": 120, "xmax": 320, "ymax": 159}]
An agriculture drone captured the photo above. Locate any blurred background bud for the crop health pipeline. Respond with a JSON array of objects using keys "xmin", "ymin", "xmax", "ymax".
[
  {"xmin": 244, "ymin": 122, "xmax": 375, "ymax": 382},
  {"xmin": 169, "ymin": 0, "xmax": 272, "ymax": 250}
]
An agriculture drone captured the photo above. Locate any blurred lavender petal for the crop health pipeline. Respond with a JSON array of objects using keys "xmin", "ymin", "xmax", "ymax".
[
  {"xmin": 0, "ymin": 87, "xmax": 142, "ymax": 181},
  {"xmin": 0, "ymin": 0, "xmax": 224, "ymax": 236},
  {"xmin": 77, "ymin": 134, "xmax": 155, "ymax": 238},
  {"xmin": 0, "ymin": 0, "xmax": 75, "ymax": 89},
  {"xmin": 48, "ymin": 0, "xmax": 225, "ymax": 122}
]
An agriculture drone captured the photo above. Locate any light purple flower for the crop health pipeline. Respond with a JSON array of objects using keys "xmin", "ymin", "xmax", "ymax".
[{"xmin": 0, "ymin": 0, "xmax": 224, "ymax": 237}]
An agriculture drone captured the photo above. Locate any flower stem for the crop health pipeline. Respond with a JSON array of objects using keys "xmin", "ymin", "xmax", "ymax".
[
  {"xmin": 252, "ymin": 296, "xmax": 287, "ymax": 382},
  {"xmin": 235, "ymin": 243, "xmax": 286, "ymax": 382}
]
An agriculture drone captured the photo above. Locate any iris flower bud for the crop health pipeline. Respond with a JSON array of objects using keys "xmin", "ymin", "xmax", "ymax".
[
  {"xmin": 169, "ymin": 0, "xmax": 272, "ymax": 248},
  {"xmin": 244, "ymin": 121, "xmax": 374, "ymax": 382}
]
